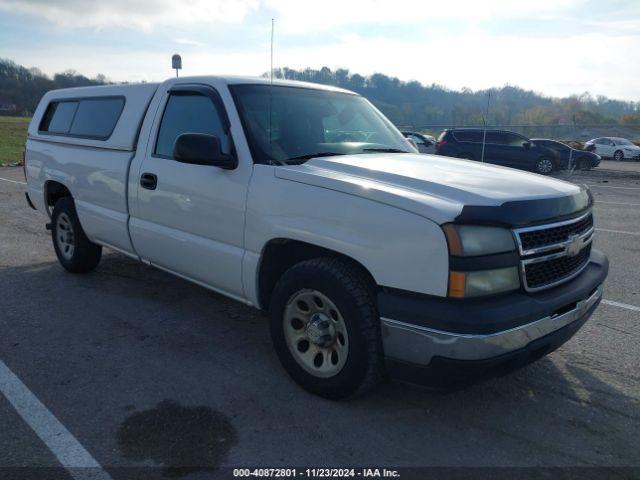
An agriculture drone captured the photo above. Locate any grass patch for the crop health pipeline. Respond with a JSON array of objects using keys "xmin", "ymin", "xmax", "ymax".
[{"xmin": 0, "ymin": 116, "xmax": 30, "ymax": 165}]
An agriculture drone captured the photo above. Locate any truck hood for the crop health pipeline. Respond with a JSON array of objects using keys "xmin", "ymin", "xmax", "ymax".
[{"xmin": 275, "ymin": 153, "xmax": 587, "ymax": 225}]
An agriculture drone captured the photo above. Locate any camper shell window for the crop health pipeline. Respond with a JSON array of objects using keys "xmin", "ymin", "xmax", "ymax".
[{"xmin": 39, "ymin": 96, "xmax": 125, "ymax": 140}]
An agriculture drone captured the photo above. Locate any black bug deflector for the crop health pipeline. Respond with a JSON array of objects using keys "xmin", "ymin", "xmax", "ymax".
[{"xmin": 454, "ymin": 186, "xmax": 592, "ymax": 227}]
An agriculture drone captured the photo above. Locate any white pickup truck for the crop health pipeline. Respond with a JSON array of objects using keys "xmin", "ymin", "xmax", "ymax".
[{"xmin": 25, "ymin": 76, "xmax": 608, "ymax": 399}]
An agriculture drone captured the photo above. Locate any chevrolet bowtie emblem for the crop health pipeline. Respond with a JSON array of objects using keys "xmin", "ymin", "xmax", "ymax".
[{"xmin": 566, "ymin": 234, "xmax": 584, "ymax": 257}]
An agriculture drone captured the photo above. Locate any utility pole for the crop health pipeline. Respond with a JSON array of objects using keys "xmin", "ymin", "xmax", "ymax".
[{"xmin": 480, "ymin": 91, "xmax": 491, "ymax": 163}]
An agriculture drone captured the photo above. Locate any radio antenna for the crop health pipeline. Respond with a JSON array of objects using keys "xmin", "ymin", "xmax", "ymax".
[
  {"xmin": 268, "ymin": 18, "xmax": 279, "ymax": 165},
  {"xmin": 270, "ymin": 18, "xmax": 274, "ymax": 84},
  {"xmin": 480, "ymin": 91, "xmax": 491, "ymax": 163}
]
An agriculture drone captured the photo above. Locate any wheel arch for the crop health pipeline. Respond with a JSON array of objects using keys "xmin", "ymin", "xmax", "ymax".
[
  {"xmin": 44, "ymin": 180, "xmax": 73, "ymax": 216},
  {"xmin": 256, "ymin": 238, "xmax": 378, "ymax": 311}
]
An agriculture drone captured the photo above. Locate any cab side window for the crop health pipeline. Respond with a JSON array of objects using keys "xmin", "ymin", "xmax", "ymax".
[
  {"xmin": 504, "ymin": 133, "xmax": 528, "ymax": 147},
  {"xmin": 485, "ymin": 132, "xmax": 503, "ymax": 144},
  {"xmin": 155, "ymin": 92, "xmax": 230, "ymax": 158}
]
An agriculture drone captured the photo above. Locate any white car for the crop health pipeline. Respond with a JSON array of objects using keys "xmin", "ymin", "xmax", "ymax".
[
  {"xmin": 401, "ymin": 131, "xmax": 436, "ymax": 154},
  {"xmin": 24, "ymin": 76, "xmax": 608, "ymax": 398},
  {"xmin": 585, "ymin": 137, "xmax": 640, "ymax": 161}
]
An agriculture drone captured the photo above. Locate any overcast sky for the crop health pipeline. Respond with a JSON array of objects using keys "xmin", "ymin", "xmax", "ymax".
[{"xmin": 1, "ymin": 0, "xmax": 638, "ymax": 100}]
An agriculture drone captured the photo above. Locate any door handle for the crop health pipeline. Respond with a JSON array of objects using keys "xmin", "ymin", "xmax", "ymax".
[{"xmin": 140, "ymin": 173, "xmax": 157, "ymax": 190}]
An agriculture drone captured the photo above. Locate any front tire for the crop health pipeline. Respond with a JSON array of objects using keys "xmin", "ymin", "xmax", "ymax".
[
  {"xmin": 535, "ymin": 157, "xmax": 554, "ymax": 175},
  {"xmin": 269, "ymin": 257, "xmax": 383, "ymax": 399},
  {"xmin": 51, "ymin": 197, "xmax": 102, "ymax": 273},
  {"xmin": 613, "ymin": 150, "xmax": 624, "ymax": 161}
]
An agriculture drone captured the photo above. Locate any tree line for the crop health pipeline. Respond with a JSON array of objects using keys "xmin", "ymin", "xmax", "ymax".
[
  {"xmin": 2, "ymin": 58, "xmax": 639, "ymax": 130},
  {"xmin": 0, "ymin": 58, "xmax": 107, "ymax": 115},
  {"xmin": 270, "ymin": 67, "xmax": 640, "ymax": 129}
]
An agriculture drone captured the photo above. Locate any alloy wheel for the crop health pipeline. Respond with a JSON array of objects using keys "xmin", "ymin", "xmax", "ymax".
[{"xmin": 537, "ymin": 158, "xmax": 553, "ymax": 174}]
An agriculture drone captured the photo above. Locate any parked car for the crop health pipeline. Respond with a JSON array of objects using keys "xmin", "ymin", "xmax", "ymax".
[
  {"xmin": 24, "ymin": 77, "xmax": 608, "ymax": 398},
  {"xmin": 435, "ymin": 128, "xmax": 559, "ymax": 174},
  {"xmin": 401, "ymin": 131, "xmax": 436, "ymax": 154},
  {"xmin": 531, "ymin": 139, "xmax": 601, "ymax": 170},
  {"xmin": 584, "ymin": 137, "xmax": 640, "ymax": 161}
]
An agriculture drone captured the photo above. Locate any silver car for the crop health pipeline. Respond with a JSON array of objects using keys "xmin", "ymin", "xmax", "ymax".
[{"xmin": 585, "ymin": 137, "xmax": 640, "ymax": 161}]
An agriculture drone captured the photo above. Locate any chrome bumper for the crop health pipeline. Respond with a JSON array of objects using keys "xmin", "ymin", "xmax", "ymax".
[{"xmin": 381, "ymin": 283, "xmax": 603, "ymax": 365}]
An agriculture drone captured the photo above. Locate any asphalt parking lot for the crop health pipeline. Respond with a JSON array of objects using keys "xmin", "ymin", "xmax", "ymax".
[{"xmin": 0, "ymin": 162, "xmax": 639, "ymax": 479}]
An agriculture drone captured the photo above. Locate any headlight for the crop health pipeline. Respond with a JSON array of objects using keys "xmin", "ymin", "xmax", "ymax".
[
  {"xmin": 442, "ymin": 224, "xmax": 516, "ymax": 256},
  {"xmin": 443, "ymin": 224, "xmax": 520, "ymax": 297},
  {"xmin": 449, "ymin": 267, "xmax": 520, "ymax": 298}
]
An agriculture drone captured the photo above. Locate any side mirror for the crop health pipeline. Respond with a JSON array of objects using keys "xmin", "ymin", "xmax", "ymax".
[
  {"xmin": 173, "ymin": 133, "xmax": 238, "ymax": 170},
  {"xmin": 523, "ymin": 141, "xmax": 532, "ymax": 149}
]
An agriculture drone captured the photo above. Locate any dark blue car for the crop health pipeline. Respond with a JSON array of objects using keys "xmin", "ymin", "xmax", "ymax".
[
  {"xmin": 532, "ymin": 139, "xmax": 601, "ymax": 170},
  {"xmin": 435, "ymin": 129, "xmax": 560, "ymax": 174}
]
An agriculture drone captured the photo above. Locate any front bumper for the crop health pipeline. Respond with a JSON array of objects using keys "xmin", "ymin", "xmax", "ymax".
[{"xmin": 379, "ymin": 249, "xmax": 608, "ymax": 386}]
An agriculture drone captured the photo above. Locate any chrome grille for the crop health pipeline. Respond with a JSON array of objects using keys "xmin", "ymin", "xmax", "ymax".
[
  {"xmin": 519, "ymin": 214, "xmax": 592, "ymax": 252},
  {"xmin": 514, "ymin": 212, "xmax": 594, "ymax": 292},
  {"xmin": 524, "ymin": 244, "xmax": 592, "ymax": 289}
]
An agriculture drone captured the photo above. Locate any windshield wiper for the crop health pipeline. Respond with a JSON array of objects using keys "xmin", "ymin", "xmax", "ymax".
[
  {"xmin": 284, "ymin": 152, "xmax": 345, "ymax": 164},
  {"xmin": 361, "ymin": 147, "xmax": 409, "ymax": 153}
]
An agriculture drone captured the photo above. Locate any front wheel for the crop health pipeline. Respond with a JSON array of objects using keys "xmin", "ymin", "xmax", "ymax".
[
  {"xmin": 613, "ymin": 150, "xmax": 624, "ymax": 161},
  {"xmin": 51, "ymin": 197, "xmax": 102, "ymax": 273},
  {"xmin": 535, "ymin": 157, "xmax": 554, "ymax": 175},
  {"xmin": 269, "ymin": 257, "xmax": 383, "ymax": 399}
]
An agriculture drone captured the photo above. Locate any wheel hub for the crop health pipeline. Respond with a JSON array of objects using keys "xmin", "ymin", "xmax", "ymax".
[
  {"xmin": 282, "ymin": 289, "xmax": 349, "ymax": 378},
  {"xmin": 56, "ymin": 212, "xmax": 75, "ymax": 260},
  {"xmin": 306, "ymin": 313, "xmax": 336, "ymax": 347}
]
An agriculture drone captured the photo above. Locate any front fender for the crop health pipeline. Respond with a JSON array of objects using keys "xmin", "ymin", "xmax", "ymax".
[{"xmin": 244, "ymin": 167, "xmax": 449, "ymax": 302}]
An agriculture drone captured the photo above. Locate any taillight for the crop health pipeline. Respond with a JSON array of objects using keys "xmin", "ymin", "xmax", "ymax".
[{"xmin": 436, "ymin": 140, "xmax": 447, "ymax": 150}]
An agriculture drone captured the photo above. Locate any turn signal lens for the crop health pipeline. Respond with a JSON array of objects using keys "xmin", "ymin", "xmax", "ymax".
[
  {"xmin": 442, "ymin": 224, "xmax": 463, "ymax": 256},
  {"xmin": 448, "ymin": 272, "xmax": 467, "ymax": 298},
  {"xmin": 448, "ymin": 267, "xmax": 520, "ymax": 298}
]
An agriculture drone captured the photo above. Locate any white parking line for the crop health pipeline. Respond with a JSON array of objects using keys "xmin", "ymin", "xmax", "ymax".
[
  {"xmin": 0, "ymin": 360, "xmax": 113, "ymax": 480},
  {"xmin": 596, "ymin": 201, "xmax": 640, "ymax": 206},
  {"xmin": 602, "ymin": 300, "xmax": 640, "ymax": 313},
  {"xmin": 596, "ymin": 228, "xmax": 640, "ymax": 236},
  {"xmin": 0, "ymin": 176, "xmax": 26, "ymax": 185},
  {"xmin": 587, "ymin": 184, "xmax": 640, "ymax": 190}
]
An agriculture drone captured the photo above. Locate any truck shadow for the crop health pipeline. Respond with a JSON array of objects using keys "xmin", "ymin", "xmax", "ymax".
[{"xmin": 1, "ymin": 252, "xmax": 637, "ymax": 469}]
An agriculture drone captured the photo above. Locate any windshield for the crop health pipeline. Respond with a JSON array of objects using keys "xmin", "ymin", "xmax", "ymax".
[
  {"xmin": 230, "ymin": 85, "xmax": 413, "ymax": 164},
  {"xmin": 614, "ymin": 138, "xmax": 633, "ymax": 146}
]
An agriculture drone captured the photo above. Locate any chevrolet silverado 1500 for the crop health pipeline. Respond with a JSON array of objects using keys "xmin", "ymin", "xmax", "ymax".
[{"xmin": 24, "ymin": 77, "xmax": 608, "ymax": 398}]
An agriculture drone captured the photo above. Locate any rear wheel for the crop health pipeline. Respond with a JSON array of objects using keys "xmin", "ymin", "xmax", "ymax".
[
  {"xmin": 613, "ymin": 150, "xmax": 624, "ymax": 161},
  {"xmin": 51, "ymin": 197, "xmax": 102, "ymax": 273},
  {"xmin": 269, "ymin": 257, "xmax": 383, "ymax": 399},
  {"xmin": 535, "ymin": 157, "xmax": 554, "ymax": 175}
]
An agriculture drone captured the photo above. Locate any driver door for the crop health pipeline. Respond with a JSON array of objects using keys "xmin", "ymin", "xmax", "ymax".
[{"xmin": 129, "ymin": 84, "xmax": 250, "ymax": 299}]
